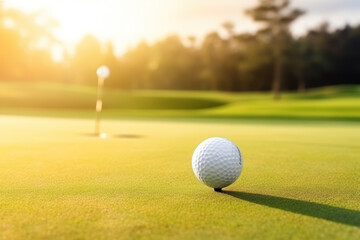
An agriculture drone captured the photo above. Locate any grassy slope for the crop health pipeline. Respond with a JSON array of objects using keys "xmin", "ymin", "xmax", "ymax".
[
  {"xmin": 0, "ymin": 116, "xmax": 359, "ymax": 239},
  {"xmin": 0, "ymin": 82, "xmax": 359, "ymax": 121}
]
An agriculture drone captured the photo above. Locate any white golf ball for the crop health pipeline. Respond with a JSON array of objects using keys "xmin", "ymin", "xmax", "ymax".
[
  {"xmin": 192, "ymin": 137, "xmax": 243, "ymax": 190},
  {"xmin": 96, "ymin": 65, "xmax": 110, "ymax": 79}
]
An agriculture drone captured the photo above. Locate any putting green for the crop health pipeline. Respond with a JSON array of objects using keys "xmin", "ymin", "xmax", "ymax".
[{"xmin": 0, "ymin": 116, "xmax": 359, "ymax": 239}]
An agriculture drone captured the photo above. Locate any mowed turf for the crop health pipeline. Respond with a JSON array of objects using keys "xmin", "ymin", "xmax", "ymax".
[
  {"xmin": 0, "ymin": 82, "xmax": 360, "ymax": 121},
  {"xmin": 0, "ymin": 116, "xmax": 359, "ymax": 239}
]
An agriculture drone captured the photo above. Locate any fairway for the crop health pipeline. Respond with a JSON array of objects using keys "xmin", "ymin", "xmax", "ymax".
[
  {"xmin": 1, "ymin": 83, "xmax": 360, "ymax": 122},
  {"xmin": 1, "ymin": 116, "xmax": 359, "ymax": 239}
]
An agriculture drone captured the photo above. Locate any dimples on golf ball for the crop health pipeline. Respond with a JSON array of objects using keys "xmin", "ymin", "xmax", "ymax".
[{"xmin": 192, "ymin": 137, "xmax": 242, "ymax": 189}]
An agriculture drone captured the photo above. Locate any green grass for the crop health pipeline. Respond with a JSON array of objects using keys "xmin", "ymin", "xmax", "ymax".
[
  {"xmin": 0, "ymin": 116, "xmax": 359, "ymax": 239},
  {"xmin": 0, "ymin": 82, "xmax": 359, "ymax": 238},
  {"xmin": 0, "ymin": 82, "xmax": 360, "ymax": 121}
]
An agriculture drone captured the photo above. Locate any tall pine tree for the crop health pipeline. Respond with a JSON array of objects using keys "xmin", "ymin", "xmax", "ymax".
[{"xmin": 247, "ymin": 0, "xmax": 304, "ymax": 99}]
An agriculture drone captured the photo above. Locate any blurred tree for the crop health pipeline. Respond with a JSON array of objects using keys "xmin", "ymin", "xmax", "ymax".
[
  {"xmin": 236, "ymin": 34, "xmax": 273, "ymax": 91},
  {"xmin": 121, "ymin": 41, "xmax": 151, "ymax": 89},
  {"xmin": 200, "ymin": 32, "xmax": 226, "ymax": 90},
  {"xmin": 221, "ymin": 22, "xmax": 243, "ymax": 91},
  {"xmin": 5, "ymin": 9, "xmax": 59, "ymax": 49},
  {"xmin": 102, "ymin": 41, "xmax": 121, "ymax": 88},
  {"xmin": 222, "ymin": 21, "xmax": 235, "ymax": 37},
  {"xmin": 72, "ymin": 35, "xmax": 102, "ymax": 85},
  {"xmin": 200, "ymin": 25, "xmax": 243, "ymax": 92},
  {"xmin": 57, "ymin": 48, "xmax": 72, "ymax": 84},
  {"xmin": 0, "ymin": 6, "xmax": 59, "ymax": 81},
  {"xmin": 303, "ymin": 23, "xmax": 335, "ymax": 88},
  {"xmin": 298, "ymin": 23, "xmax": 360, "ymax": 89},
  {"xmin": 246, "ymin": 0, "xmax": 305, "ymax": 99},
  {"xmin": 291, "ymin": 38, "xmax": 308, "ymax": 92},
  {"xmin": 151, "ymin": 35, "xmax": 199, "ymax": 90},
  {"xmin": 333, "ymin": 24, "xmax": 360, "ymax": 86},
  {"xmin": 187, "ymin": 35, "xmax": 197, "ymax": 49},
  {"xmin": 184, "ymin": 35, "xmax": 204, "ymax": 89},
  {"xmin": 0, "ymin": 25, "xmax": 24, "ymax": 80}
]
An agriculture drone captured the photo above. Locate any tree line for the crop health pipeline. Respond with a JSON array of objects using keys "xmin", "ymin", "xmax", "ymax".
[{"xmin": 0, "ymin": 0, "xmax": 359, "ymax": 98}]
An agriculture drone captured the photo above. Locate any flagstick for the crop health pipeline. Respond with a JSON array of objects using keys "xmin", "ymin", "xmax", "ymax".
[{"xmin": 95, "ymin": 77, "xmax": 104, "ymax": 136}]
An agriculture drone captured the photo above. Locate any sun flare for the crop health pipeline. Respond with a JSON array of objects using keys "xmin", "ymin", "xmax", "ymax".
[{"xmin": 4, "ymin": 0, "xmax": 162, "ymax": 55}]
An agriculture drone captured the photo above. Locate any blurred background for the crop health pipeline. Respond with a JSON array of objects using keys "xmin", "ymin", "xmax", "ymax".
[{"xmin": 0, "ymin": 0, "xmax": 359, "ymax": 120}]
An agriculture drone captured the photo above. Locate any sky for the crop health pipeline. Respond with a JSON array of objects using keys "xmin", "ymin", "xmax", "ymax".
[{"xmin": 4, "ymin": 0, "xmax": 360, "ymax": 57}]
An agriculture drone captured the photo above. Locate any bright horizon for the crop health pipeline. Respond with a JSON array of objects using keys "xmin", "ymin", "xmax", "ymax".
[{"xmin": 4, "ymin": 0, "xmax": 360, "ymax": 58}]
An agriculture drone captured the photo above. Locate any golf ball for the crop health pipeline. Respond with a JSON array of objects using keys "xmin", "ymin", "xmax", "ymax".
[{"xmin": 192, "ymin": 137, "xmax": 242, "ymax": 189}]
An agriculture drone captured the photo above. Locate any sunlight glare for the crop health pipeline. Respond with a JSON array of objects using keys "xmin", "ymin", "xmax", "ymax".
[{"xmin": 4, "ymin": 0, "xmax": 161, "ymax": 54}]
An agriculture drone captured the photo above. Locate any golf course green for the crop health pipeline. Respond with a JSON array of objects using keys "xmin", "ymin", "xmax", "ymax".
[
  {"xmin": 0, "ymin": 83, "xmax": 359, "ymax": 239},
  {"xmin": 0, "ymin": 82, "xmax": 359, "ymax": 121}
]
